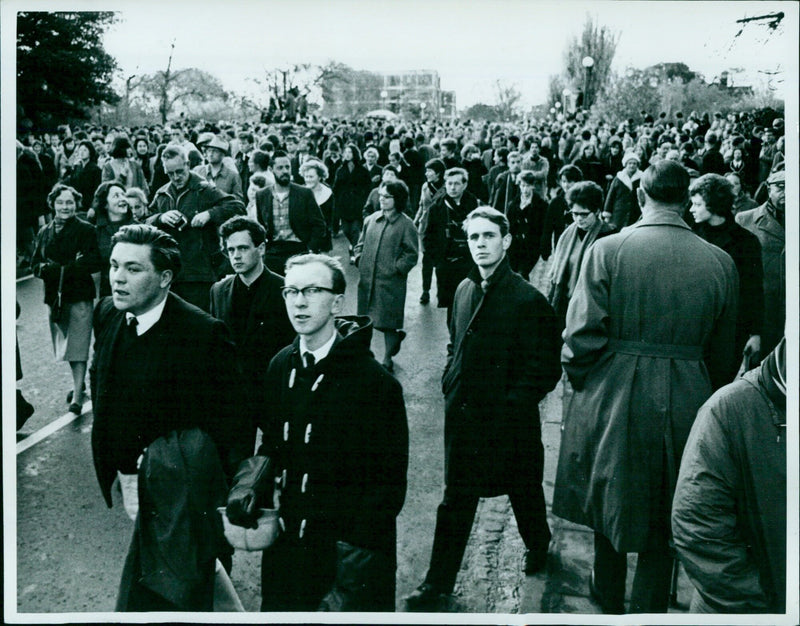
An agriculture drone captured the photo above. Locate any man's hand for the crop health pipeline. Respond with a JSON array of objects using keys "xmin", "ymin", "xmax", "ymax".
[
  {"xmin": 161, "ymin": 209, "xmax": 185, "ymax": 228},
  {"xmin": 191, "ymin": 211, "xmax": 211, "ymax": 227},
  {"xmin": 226, "ymin": 456, "xmax": 273, "ymax": 529}
]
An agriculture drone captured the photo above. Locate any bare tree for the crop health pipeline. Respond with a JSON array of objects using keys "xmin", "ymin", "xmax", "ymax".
[{"xmin": 494, "ymin": 80, "xmax": 522, "ymax": 121}]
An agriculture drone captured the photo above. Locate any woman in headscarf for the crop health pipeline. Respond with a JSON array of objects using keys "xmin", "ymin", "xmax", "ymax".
[
  {"xmin": 602, "ymin": 151, "xmax": 642, "ymax": 230},
  {"xmin": 90, "ymin": 181, "xmax": 137, "ymax": 297},
  {"xmin": 101, "ymin": 135, "xmax": 149, "ymax": 197}
]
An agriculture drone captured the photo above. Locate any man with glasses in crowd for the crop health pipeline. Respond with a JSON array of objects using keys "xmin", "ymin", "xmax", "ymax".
[
  {"xmin": 225, "ymin": 253, "xmax": 409, "ymax": 612},
  {"xmin": 148, "ymin": 145, "xmax": 244, "ymax": 310}
]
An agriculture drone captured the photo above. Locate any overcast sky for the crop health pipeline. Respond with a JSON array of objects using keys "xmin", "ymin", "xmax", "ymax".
[{"xmin": 94, "ymin": 0, "xmax": 795, "ymax": 109}]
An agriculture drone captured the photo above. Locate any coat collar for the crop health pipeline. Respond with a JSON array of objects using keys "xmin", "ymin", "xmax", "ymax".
[{"xmin": 633, "ymin": 207, "xmax": 692, "ymax": 231}]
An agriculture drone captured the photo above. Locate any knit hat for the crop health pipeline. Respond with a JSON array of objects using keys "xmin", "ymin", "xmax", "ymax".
[{"xmin": 622, "ymin": 151, "xmax": 640, "ymax": 166}]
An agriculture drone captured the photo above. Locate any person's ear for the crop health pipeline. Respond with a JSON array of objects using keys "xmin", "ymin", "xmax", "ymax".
[
  {"xmin": 502, "ymin": 233, "xmax": 512, "ymax": 251},
  {"xmin": 331, "ymin": 293, "xmax": 344, "ymax": 316},
  {"xmin": 159, "ymin": 269, "xmax": 173, "ymax": 289}
]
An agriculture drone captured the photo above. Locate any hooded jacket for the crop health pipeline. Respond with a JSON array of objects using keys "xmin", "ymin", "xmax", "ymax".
[{"xmin": 258, "ymin": 316, "xmax": 408, "ymax": 558}]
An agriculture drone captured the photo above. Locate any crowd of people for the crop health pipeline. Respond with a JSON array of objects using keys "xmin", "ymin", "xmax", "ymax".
[{"xmin": 15, "ymin": 104, "xmax": 787, "ymax": 615}]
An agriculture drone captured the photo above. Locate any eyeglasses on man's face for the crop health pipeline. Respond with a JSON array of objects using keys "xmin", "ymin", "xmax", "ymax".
[{"xmin": 281, "ymin": 285, "xmax": 337, "ymax": 300}]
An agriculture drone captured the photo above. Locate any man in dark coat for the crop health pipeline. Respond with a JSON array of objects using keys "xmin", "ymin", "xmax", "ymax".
[
  {"xmin": 255, "ymin": 152, "xmax": 327, "ymax": 274},
  {"xmin": 491, "ymin": 150, "xmax": 523, "ymax": 214},
  {"xmin": 423, "ymin": 167, "xmax": 479, "ymax": 322},
  {"xmin": 553, "ymin": 161, "xmax": 739, "ymax": 614},
  {"xmin": 699, "ymin": 131, "xmax": 727, "ymax": 175},
  {"xmin": 147, "ymin": 145, "xmax": 244, "ymax": 310},
  {"xmin": 210, "ymin": 217, "xmax": 296, "ymax": 436},
  {"xmin": 90, "ymin": 224, "xmax": 250, "ymax": 611},
  {"xmin": 225, "ymin": 254, "xmax": 409, "ymax": 612},
  {"xmin": 405, "ymin": 207, "xmax": 561, "ymax": 611}
]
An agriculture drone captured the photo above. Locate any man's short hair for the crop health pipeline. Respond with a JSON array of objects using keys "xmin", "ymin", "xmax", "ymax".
[
  {"xmin": 558, "ymin": 164, "xmax": 583, "ymax": 182},
  {"xmin": 161, "ymin": 145, "xmax": 187, "ymax": 163},
  {"xmin": 251, "ymin": 150, "xmax": 271, "ymax": 170},
  {"xmin": 238, "ymin": 132, "xmax": 254, "ymax": 144},
  {"xmin": 364, "ymin": 146, "xmax": 379, "ymax": 159},
  {"xmin": 567, "ymin": 181, "xmax": 604, "ymax": 213},
  {"xmin": 111, "ymin": 224, "xmax": 182, "ymax": 278},
  {"xmin": 381, "ymin": 164, "xmax": 400, "ymax": 176},
  {"xmin": 219, "ymin": 215, "xmax": 267, "ymax": 247},
  {"xmin": 507, "ymin": 150, "xmax": 521, "ymax": 161},
  {"xmin": 445, "ymin": 167, "xmax": 468, "ymax": 183},
  {"xmin": 462, "ymin": 206, "xmax": 510, "ymax": 237},
  {"xmin": 272, "ymin": 150, "xmax": 290, "ymax": 164},
  {"xmin": 641, "ymin": 160, "xmax": 690, "ymax": 206},
  {"xmin": 441, "ymin": 137, "xmax": 458, "ymax": 153},
  {"xmin": 689, "ymin": 174, "xmax": 734, "ymax": 219},
  {"xmin": 284, "ymin": 254, "xmax": 346, "ymax": 294}
]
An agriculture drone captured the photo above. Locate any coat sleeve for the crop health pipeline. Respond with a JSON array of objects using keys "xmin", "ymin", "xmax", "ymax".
[
  {"xmin": 423, "ymin": 200, "xmax": 445, "ymax": 265},
  {"xmin": 394, "ymin": 220, "xmax": 419, "ymax": 276},
  {"xmin": 561, "ymin": 242, "xmax": 611, "ymax": 390},
  {"xmin": 509, "ymin": 291, "xmax": 561, "ymax": 407},
  {"xmin": 203, "ymin": 186, "xmax": 244, "ymax": 224},
  {"xmin": 672, "ymin": 402, "xmax": 769, "ymax": 612},
  {"xmin": 705, "ymin": 255, "xmax": 740, "ymax": 389},
  {"xmin": 340, "ymin": 372, "xmax": 409, "ymax": 553}
]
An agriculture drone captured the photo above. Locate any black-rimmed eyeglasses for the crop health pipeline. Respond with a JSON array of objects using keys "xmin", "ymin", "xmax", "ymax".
[{"xmin": 281, "ymin": 286, "xmax": 337, "ymax": 300}]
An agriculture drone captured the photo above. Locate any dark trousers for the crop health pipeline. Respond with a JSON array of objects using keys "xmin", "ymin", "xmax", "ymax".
[
  {"xmin": 341, "ymin": 219, "xmax": 362, "ymax": 249},
  {"xmin": 421, "ymin": 252, "xmax": 434, "ymax": 292},
  {"xmin": 592, "ymin": 451, "xmax": 674, "ymax": 613},
  {"xmin": 171, "ymin": 281, "xmax": 212, "ymax": 312},
  {"xmin": 261, "ymin": 534, "xmax": 337, "ymax": 611},
  {"xmin": 264, "ymin": 240, "xmax": 308, "ymax": 275},
  {"xmin": 424, "ymin": 484, "xmax": 550, "ymax": 593}
]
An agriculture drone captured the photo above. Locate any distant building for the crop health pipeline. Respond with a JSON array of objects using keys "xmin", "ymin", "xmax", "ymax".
[{"xmin": 322, "ymin": 67, "xmax": 455, "ymax": 120}]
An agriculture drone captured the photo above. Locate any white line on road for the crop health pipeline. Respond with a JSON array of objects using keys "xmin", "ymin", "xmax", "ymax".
[
  {"xmin": 16, "ymin": 401, "xmax": 92, "ymax": 455},
  {"xmin": 16, "ymin": 274, "xmax": 33, "ymax": 283}
]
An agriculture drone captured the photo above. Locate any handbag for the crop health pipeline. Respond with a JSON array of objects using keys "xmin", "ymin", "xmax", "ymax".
[{"xmin": 49, "ymin": 266, "xmax": 67, "ymax": 325}]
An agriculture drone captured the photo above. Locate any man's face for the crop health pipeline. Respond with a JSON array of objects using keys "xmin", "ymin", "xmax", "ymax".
[
  {"xmin": 466, "ymin": 216, "xmax": 510, "ymax": 271},
  {"xmin": 492, "ymin": 135, "xmax": 504, "ymax": 150},
  {"xmin": 240, "ymin": 139, "xmax": 253, "ymax": 154},
  {"xmin": 283, "ymin": 262, "xmax": 342, "ymax": 338},
  {"xmin": 286, "ymin": 140, "xmax": 298, "ymax": 154},
  {"xmin": 93, "ymin": 137, "xmax": 105, "ymax": 155},
  {"xmin": 529, "ymin": 142, "xmax": 540, "ymax": 158},
  {"xmin": 204, "ymin": 146, "xmax": 224, "ymax": 165},
  {"xmin": 109, "ymin": 242, "xmax": 171, "ymax": 316},
  {"xmin": 224, "ymin": 230, "xmax": 263, "ymax": 276},
  {"xmin": 126, "ymin": 195, "xmax": 146, "ymax": 220},
  {"xmin": 273, "ymin": 157, "xmax": 292, "ymax": 186},
  {"xmin": 445, "ymin": 174, "xmax": 466, "ymax": 200},
  {"xmin": 508, "ymin": 154, "xmax": 522, "ymax": 173},
  {"xmin": 163, "ymin": 156, "xmax": 191, "ymax": 190},
  {"xmin": 726, "ymin": 175, "xmax": 742, "ymax": 196},
  {"xmin": 768, "ymin": 180, "xmax": 785, "ymax": 213},
  {"xmin": 365, "ymin": 151, "xmax": 377, "ymax": 167},
  {"xmin": 170, "ymin": 128, "xmax": 184, "ymax": 144}
]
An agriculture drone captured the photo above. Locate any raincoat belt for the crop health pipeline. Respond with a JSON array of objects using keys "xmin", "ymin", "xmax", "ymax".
[{"xmin": 607, "ymin": 339, "xmax": 704, "ymax": 360}]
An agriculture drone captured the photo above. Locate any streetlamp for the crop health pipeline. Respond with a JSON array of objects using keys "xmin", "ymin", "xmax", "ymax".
[
  {"xmin": 380, "ymin": 89, "xmax": 388, "ymax": 111},
  {"xmin": 420, "ymin": 101, "xmax": 427, "ymax": 120},
  {"xmin": 562, "ymin": 88, "xmax": 571, "ymax": 113},
  {"xmin": 582, "ymin": 55, "xmax": 594, "ymax": 109}
]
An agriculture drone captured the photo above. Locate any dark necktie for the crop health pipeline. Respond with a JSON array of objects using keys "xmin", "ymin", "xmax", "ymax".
[
  {"xmin": 127, "ymin": 316, "xmax": 139, "ymax": 338},
  {"xmin": 304, "ymin": 352, "xmax": 315, "ymax": 369}
]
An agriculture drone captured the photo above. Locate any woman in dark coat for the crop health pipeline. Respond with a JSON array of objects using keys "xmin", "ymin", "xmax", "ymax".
[
  {"xmin": 301, "ymin": 158, "xmax": 334, "ymax": 252},
  {"xmin": 354, "ymin": 180, "xmax": 419, "ymax": 372},
  {"xmin": 506, "ymin": 170, "xmax": 547, "ymax": 279},
  {"xmin": 64, "ymin": 139, "xmax": 102, "ymax": 217},
  {"xmin": 133, "ymin": 136, "xmax": 152, "ymax": 184},
  {"xmin": 689, "ymin": 173, "xmax": 763, "ymax": 370},
  {"xmin": 101, "ymin": 135, "xmax": 149, "ymax": 197},
  {"xmin": 572, "ymin": 143, "xmax": 606, "ymax": 188},
  {"xmin": 30, "ymin": 183, "xmax": 101, "ymax": 413},
  {"xmin": 333, "ymin": 143, "xmax": 372, "ymax": 259},
  {"xmin": 148, "ymin": 143, "xmax": 170, "ymax": 201},
  {"xmin": 90, "ymin": 181, "xmax": 137, "ymax": 297},
  {"xmin": 602, "ymin": 151, "xmax": 642, "ymax": 230},
  {"xmin": 539, "ymin": 164, "xmax": 583, "ymax": 260}
]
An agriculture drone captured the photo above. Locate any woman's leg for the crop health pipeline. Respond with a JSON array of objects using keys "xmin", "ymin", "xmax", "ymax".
[{"xmin": 69, "ymin": 361, "xmax": 87, "ymax": 404}]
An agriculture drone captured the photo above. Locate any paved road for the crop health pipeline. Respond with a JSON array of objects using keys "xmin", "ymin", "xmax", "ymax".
[{"xmin": 14, "ymin": 233, "xmax": 693, "ymax": 617}]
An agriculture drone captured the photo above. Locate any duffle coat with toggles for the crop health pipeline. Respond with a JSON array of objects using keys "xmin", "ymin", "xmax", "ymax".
[{"xmin": 256, "ymin": 315, "xmax": 408, "ymax": 574}]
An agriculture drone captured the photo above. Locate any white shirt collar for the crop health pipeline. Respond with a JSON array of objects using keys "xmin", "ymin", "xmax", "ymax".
[
  {"xmin": 126, "ymin": 294, "xmax": 168, "ymax": 336},
  {"xmin": 299, "ymin": 329, "xmax": 337, "ymax": 365}
]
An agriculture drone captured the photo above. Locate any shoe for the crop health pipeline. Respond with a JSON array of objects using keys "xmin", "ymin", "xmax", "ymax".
[
  {"xmin": 389, "ymin": 330, "xmax": 406, "ymax": 357},
  {"xmin": 68, "ymin": 402, "xmax": 83, "ymax": 415},
  {"xmin": 589, "ymin": 570, "xmax": 624, "ymax": 614},
  {"xmin": 404, "ymin": 582, "xmax": 445, "ymax": 612},
  {"xmin": 524, "ymin": 548, "xmax": 548, "ymax": 575},
  {"xmin": 382, "ymin": 359, "xmax": 394, "ymax": 373},
  {"xmin": 349, "ymin": 256, "xmax": 356, "ymax": 265},
  {"xmin": 419, "ymin": 290, "xmax": 430, "ymax": 304}
]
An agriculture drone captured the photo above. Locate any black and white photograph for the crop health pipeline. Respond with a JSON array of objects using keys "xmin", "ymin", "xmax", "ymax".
[{"xmin": 3, "ymin": 0, "xmax": 798, "ymax": 622}]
